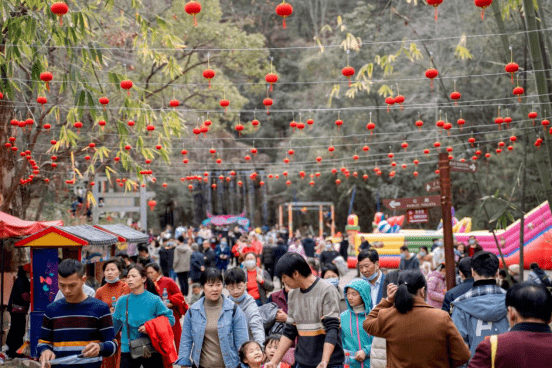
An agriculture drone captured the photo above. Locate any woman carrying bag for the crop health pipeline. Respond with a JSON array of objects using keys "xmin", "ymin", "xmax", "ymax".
[{"xmin": 113, "ymin": 264, "xmax": 175, "ymax": 368}]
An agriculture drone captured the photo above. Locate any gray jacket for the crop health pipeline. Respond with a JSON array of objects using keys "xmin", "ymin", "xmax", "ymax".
[
  {"xmin": 234, "ymin": 293, "xmax": 265, "ymax": 346},
  {"xmin": 173, "ymin": 243, "xmax": 192, "ymax": 273}
]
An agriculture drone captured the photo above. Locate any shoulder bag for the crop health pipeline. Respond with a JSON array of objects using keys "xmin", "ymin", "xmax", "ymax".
[{"xmin": 126, "ymin": 296, "xmax": 158, "ymax": 359}]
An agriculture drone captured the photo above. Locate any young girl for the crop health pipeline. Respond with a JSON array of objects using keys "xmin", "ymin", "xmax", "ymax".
[
  {"xmin": 264, "ymin": 335, "xmax": 291, "ymax": 368},
  {"xmin": 239, "ymin": 340, "xmax": 265, "ymax": 368}
]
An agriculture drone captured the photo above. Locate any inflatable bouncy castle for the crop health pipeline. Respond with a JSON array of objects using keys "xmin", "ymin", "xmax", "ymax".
[{"xmin": 348, "ymin": 201, "xmax": 552, "ymax": 270}]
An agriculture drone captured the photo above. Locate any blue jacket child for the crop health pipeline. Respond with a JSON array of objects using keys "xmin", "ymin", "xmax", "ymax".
[{"xmin": 340, "ymin": 278, "xmax": 373, "ymax": 368}]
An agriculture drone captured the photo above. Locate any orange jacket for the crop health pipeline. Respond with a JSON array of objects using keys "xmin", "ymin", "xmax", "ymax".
[{"xmin": 144, "ymin": 316, "xmax": 178, "ymax": 368}]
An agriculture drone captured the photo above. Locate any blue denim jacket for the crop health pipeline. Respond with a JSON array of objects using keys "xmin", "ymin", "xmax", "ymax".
[{"xmin": 176, "ymin": 295, "xmax": 249, "ymax": 368}]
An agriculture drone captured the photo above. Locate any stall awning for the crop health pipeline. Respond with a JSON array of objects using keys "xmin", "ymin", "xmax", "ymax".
[
  {"xmin": 15, "ymin": 226, "xmax": 88, "ymax": 247},
  {"xmin": 61, "ymin": 225, "xmax": 118, "ymax": 246},
  {"xmin": 93, "ymin": 224, "xmax": 149, "ymax": 243},
  {"xmin": 0, "ymin": 212, "xmax": 63, "ymax": 239}
]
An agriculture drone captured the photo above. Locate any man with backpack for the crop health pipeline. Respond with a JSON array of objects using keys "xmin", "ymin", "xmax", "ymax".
[{"xmin": 528, "ymin": 263, "xmax": 552, "ymax": 288}]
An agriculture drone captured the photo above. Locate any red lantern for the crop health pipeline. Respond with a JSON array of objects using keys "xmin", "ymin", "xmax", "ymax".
[
  {"xmin": 203, "ymin": 68, "xmax": 215, "ymax": 88},
  {"xmin": 541, "ymin": 119, "xmax": 550, "ymax": 130},
  {"xmin": 423, "ymin": 148, "xmax": 430, "ymax": 156},
  {"xmin": 74, "ymin": 121, "xmax": 83, "ymax": 132},
  {"xmin": 193, "ymin": 127, "xmax": 201, "ymax": 137},
  {"xmin": 401, "ymin": 141, "xmax": 409, "ymax": 151},
  {"xmin": 391, "ymin": 161, "xmax": 397, "ymax": 167},
  {"xmin": 287, "ymin": 149, "xmax": 294, "ymax": 156},
  {"xmin": 244, "ymin": 155, "xmax": 251, "ymax": 161},
  {"xmin": 353, "ymin": 154, "xmax": 359, "ymax": 161},
  {"xmin": 425, "ymin": 68, "xmax": 438, "ymax": 89},
  {"xmin": 342, "ymin": 66, "xmax": 355, "ymax": 87},
  {"xmin": 528, "ymin": 111, "xmax": 538, "ymax": 126},
  {"xmin": 507, "ymin": 145, "xmax": 514, "ymax": 152},
  {"xmin": 127, "ymin": 120, "xmax": 135, "ymax": 127},
  {"xmin": 475, "ymin": 150, "xmax": 482, "ymax": 156},
  {"xmin": 10, "ymin": 119, "xmax": 18, "ymax": 126},
  {"xmin": 316, "ymin": 156, "xmax": 322, "ymax": 163},
  {"xmin": 474, "ymin": 0, "xmax": 493, "ymax": 20},
  {"xmin": 124, "ymin": 145, "xmax": 131, "ymax": 151},
  {"xmin": 335, "ymin": 119, "xmax": 343, "ymax": 129},
  {"xmin": 331, "ymin": 168, "xmax": 337, "ymax": 175},
  {"xmin": 251, "ymin": 119, "xmax": 260, "ymax": 129},
  {"xmin": 283, "ymin": 158, "xmax": 290, "ymax": 164},
  {"xmin": 366, "ymin": 121, "xmax": 375, "ymax": 134},
  {"xmin": 286, "ymin": 180, "xmax": 291, "ymax": 186},
  {"xmin": 394, "ymin": 95, "xmax": 405, "ymax": 111},
  {"xmin": 169, "ymin": 99, "xmax": 180, "ymax": 108},
  {"xmin": 216, "ymin": 158, "xmax": 222, "ymax": 165},
  {"xmin": 275, "ymin": 2, "xmax": 293, "ymax": 29},
  {"xmin": 434, "ymin": 141, "xmax": 441, "ymax": 149},
  {"xmin": 146, "ymin": 125, "xmax": 155, "ymax": 133},
  {"xmin": 335, "ymin": 179, "xmax": 341, "ymax": 186},
  {"xmin": 413, "ymin": 159, "xmax": 419, "ymax": 166},
  {"xmin": 468, "ymin": 137, "xmax": 476, "ymax": 146},
  {"xmin": 446, "ymin": 146, "xmax": 453, "ymax": 153},
  {"xmin": 457, "ymin": 118, "xmax": 465, "ymax": 128},
  {"xmin": 504, "ymin": 116, "xmax": 512, "ymax": 127},
  {"xmin": 415, "ymin": 119, "xmax": 423, "ymax": 131},
  {"xmin": 426, "ymin": 0, "xmax": 443, "ymax": 20},
  {"xmin": 43, "ymin": 123, "xmax": 51, "ymax": 130},
  {"xmin": 37, "ymin": 96, "xmax": 48, "ymax": 108},
  {"xmin": 98, "ymin": 120, "xmax": 106, "ymax": 129},
  {"xmin": 362, "ymin": 145, "xmax": 369, "ymax": 152},
  {"xmin": 510, "ymin": 135, "xmax": 517, "ymax": 143},
  {"xmin": 211, "ymin": 183, "xmax": 217, "ymax": 189},
  {"xmin": 495, "ymin": 116, "xmax": 504, "ymax": 130},
  {"xmin": 184, "ymin": 1, "xmax": 202, "ymax": 27},
  {"xmin": 263, "ymin": 98, "xmax": 273, "ymax": 114},
  {"xmin": 40, "ymin": 72, "xmax": 53, "ymax": 92},
  {"xmin": 296, "ymin": 122, "xmax": 305, "ymax": 130},
  {"xmin": 98, "ymin": 97, "xmax": 109, "ymax": 112},
  {"xmin": 220, "ymin": 99, "xmax": 230, "ymax": 113},
  {"xmin": 513, "ymin": 86, "xmax": 524, "ymax": 102},
  {"xmin": 265, "ymin": 73, "xmax": 278, "ymax": 91},
  {"xmin": 505, "ymin": 62, "xmax": 519, "ymax": 83},
  {"xmin": 235, "ymin": 123, "xmax": 244, "ymax": 136},
  {"xmin": 485, "ymin": 152, "xmax": 491, "ymax": 158},
  {"xmin": 413, "ymin": 171, "xmax": 419, "ymax": 178},
  {"xmin": 443, "ymin": 122, "xmax": 452, "ymax": 135},
  {"xmin": 436, "ymin": 119, "xmax": 445, "ymax": 128},
  {"xmin": 120, "ymin": 80, "xmax": 133, "ymax": 96},
  {"xmin": 148, "ymin": 199, "xmax": 157, "ymax": 211},
  {"xmin": 388, "ymin": 152, "xmax": 394, "ymax": 159},
  {"xmin": 450, "ymin": 91, "xmax": 461, "ymax": 106},
  {"xmin": 385, "ymin": 96, "xmax": 395, "ymax": 113},
  {"xmin": 306, "ymin": 118, "xmax": 314, "ymax": 126},
  {"xmin": 51, "ymin": 2, "xmax": 69, "ymax": 25},
  {"xmin": 328, "ymin": 146, "xmax": 335, "ymax": 153}
]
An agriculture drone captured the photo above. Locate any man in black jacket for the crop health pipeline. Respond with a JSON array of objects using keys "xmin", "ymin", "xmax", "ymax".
[
  {"xmin": 442, "ymin": 257, "xmax": 474, "ymax": 313},
  {"xmin": 302, "ymin": 234, "xmax": 316, "ymax": 258},
  {"xmin": 202, "ymin": 240, "xmax": 217, "ymax": 269}
]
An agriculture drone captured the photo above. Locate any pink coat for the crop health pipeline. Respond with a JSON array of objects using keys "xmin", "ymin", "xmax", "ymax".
[{"xmin": 426, "ymin": 270, "xmax": 446, "ymax": 309}]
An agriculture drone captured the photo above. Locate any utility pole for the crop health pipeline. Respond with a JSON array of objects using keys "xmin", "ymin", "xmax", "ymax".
[{"xmin": 439, "ymin": 153, "xmax": 456, "ymax": 290}]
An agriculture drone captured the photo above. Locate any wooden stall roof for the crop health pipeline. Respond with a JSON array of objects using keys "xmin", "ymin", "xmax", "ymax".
[{"xmin": 15, "ymin": 226, "xmax": 88, "ymax": 247}]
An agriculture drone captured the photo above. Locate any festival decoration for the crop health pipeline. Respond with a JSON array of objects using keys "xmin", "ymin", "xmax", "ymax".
[
  {"xmin": 425, "ymin": 67, "xmax": 438, "ymax": 89},
  {"xmin": 475, "ymin": 0, "xmax": 493, "ymax": 20},
  {"xmin": 120, "ymin": 79, "xmax": 133, "ymax": 96},
  {"xmin": 51, "ymin": 2, "xmax": 69, "ymax": 25},
  {"xmin": 275, "ymin": 1, "xmax": 293, "ymax": 28},
  {"xmin": 40, "ymin": 72, "xmax": 53, "ymax": 92},
  {"xmin": 426, "ymin": 0, "xmax": 443, "ymax": 21},
  {"xmin": 184, "ymin": 1, "xmax": 202, "ymax": 27}
]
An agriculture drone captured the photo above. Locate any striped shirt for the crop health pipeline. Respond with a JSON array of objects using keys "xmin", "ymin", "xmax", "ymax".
[
  {"xmin": 283, "ymin": 278, "xmax": 344, "ymax": 367},
  {"xmin": 37, "ymin": 297, "xmax": 117, "ymax": 368}
]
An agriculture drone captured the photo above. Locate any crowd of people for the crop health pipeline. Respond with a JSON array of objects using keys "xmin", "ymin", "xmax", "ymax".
[{"xmin": 4, "ymin": 223, "xmax": 552, "ymax": 368}]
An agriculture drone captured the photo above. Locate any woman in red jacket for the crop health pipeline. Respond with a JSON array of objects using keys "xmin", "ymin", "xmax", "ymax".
[{"xmin": 146, "ymin": 263, "xmax": 188, "ymax": 348}]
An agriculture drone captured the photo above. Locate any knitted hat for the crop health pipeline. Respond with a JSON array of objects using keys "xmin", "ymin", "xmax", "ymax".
[{"xmin": 508, "ymin": 264, "xmax": 520, "ymax": 275}]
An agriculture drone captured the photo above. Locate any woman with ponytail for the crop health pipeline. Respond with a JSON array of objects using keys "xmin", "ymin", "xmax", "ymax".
[
  {"xmin": 95, "ymin": 259, "xmax": 131, "ymax": 368},
  {"xmin": 363, "ymin": 270, "xmax": 470, "ymax": 367},
  {"xmin": 113, "ymin": 264, "xmax": 174, "ymax": 368}
]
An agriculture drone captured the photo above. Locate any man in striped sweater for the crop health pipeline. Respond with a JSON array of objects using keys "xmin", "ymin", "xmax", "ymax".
[
  {"xmin": 38, "ymin": 259, "xmax": 117, "ymax": 368},
  {"xmin": 266, "ymin": 252, "xmax": 345, "ymax": 368}
]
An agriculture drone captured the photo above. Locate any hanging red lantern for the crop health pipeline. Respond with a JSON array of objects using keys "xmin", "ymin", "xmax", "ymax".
[
  {"xmin": 394, "ymin": 95, "xmax": 405, "ymax": 111},
  {"xmin": 169, "ymin": 99, "xmax": 180, "ymax": 108},
  {"xmin": 193, "ymin": 127, "xmax": 201, "ymax": 137},
  {"xmin": 235, "ymin": 123, "xmax": 244, "ymax": 136},
  {"xmin": 216, "ymin": 158, "xmax": 222, "ymax": 165},
  {"xmin": 494, "ymin": 116, "xmax": 504, "ymax": 130},
  {"xmin": 187, "ymin": 184, "xmax": 193, "ymax": 192},
  {"xmin": 244, "ymin": 155, "xmax": 251, "ymax": 161},
  {"xmin": 507, "ymin": 145, "xmax": 514, "ymax": 152},
  {"xmin": 450, "ymin": 91, "xmax": 461, "ymax": 106},
  {"xmin": 535, "ymin": 138, "xmax": 543, "ymax": 148},
  {"xmin": 415, "ymin": 119, "xmax": 423, "ymax": 131},
  {"xmin": 385, "ymin": 96, "xmax": 395, "ymax": 113},
  {"xmin": 425, "ymin": 68, "xmax": 438, "ymax": 89},
  {"xmin": 265, "ymin": 73, "xmax": 278, "ymax": 91},
  {"xmin": 498, "ymin": 141, "xmax": 506, "ymax": 148},
  {"xmin": 120, "ymin": 80, "xmax": 133, "ymax": 96},
  {"xmin": 436, "ymin": 119, "xmax": 445, "ymax": 128},
  {"xmin": 73, "ymin": 121, "xmax": 83, "ymax": 132},
  {"xmin": 211, "ymin": 183, "xmax": 217, "ymax": 189},
  {"xmin": 10, "ymin": 119, "xmax": 18, "ymax": 126},
  {"xmin": 496, "ymin": 148, "xmax": 502, "ymax": 154},
  {"xmin": 286, "ymin": 180, "xmax": 291, "ymax": 186},
  {"xmin": 146, "ymin": 124, "xmax": 155, "ymax": 133},
  {"xmin": 528, "ymin": 111, "xmax": 538, "ymax": 126},
  {"xmin": 127, "ymin": 120, "xmax": 135, "ymax": 127},
  {"xmin": 43, "ymin": 123, "xmax": 51, "ymax": 130},
  {"xmin": 99, "ymin": 96, "xmax": 109, "ymax": 111},
  {"xmin": 209, "ymin": 148, "xmax": 217, "ymax": 157},
  {"xmin": 331, "ymin": 168, "xmax": 338, "ymax": 175},
  {"xmin": 443, "ymin": 122, "xmax": 452, "ymax": 135},
  {"xmin": 426, "ymin": 0, "xmax": 443, "ymax": 21},
  {"xmin": 289, "ymin": 120, "xmax": 297, "ymax": 131},
  {"xmin": 413, "ymin": 159, "xmax": 419, "ymax": 166},
  {"xmin": 203, "ymin": 69, "xmax": 215, "ymax": 88},
  {"xmin": 263, "ymin": 98, "xmax": 273, "ymax": 115},
  {"xmin": 366, "ymin": 121, "xmax": 375, "ymax": 134},
  {"xmin": 401, "ymin": 141, "xmax": 409, "ymax": 151},
  {"xmin": 457, "ymin": 118, "xmax": 465, "ymax": 128},
  {"xmin": 147, "ymin": 199, "xmax": 157, "ymax": 211},
  {"xmin": 306, "ymin": 118, "xmax": 314, "ymax": 126},
  {"xmin": 474, "ymin": 0, "xmax": 493, "ymax": 20},
  {"xmin": 98, "ymin": 120, "xmax": 106, "ymax": 129},
  {"xmin": 335, "ymin": 119, "xmax": 343, "ymax": 129},
  {"xmin": 446, "ymin": 146, "xmax": 453, "ymax": 153},
  {"xmin": 541, "ymin": 119, "xmax": 550, "ymax": 130},
  {"xmin": 513, "ymin": 86, "xmax": 524, "ymax": 102},
  {"xmin": 353, "ymin": 154, "xmax": 359, "ymax": 161},
  {"xmin": 37, "ymin": 96, "xmax": 48, "ymax": 108},
  {"xmin": 283, "ymin": 171, "xmax": 288, "ymax": 177},
  {"xmin": 335, "ymin": 179, "xmax": 341, "ymax": 186},
  {"xmin": 468, "ymin": 137, "xmax": 476, "ymax": 146},
  {"xmin": 17, "ymin": 121, "xmax": 25, "ymax": 128},
  {"xmin": 423, "ymin": 148, "xmax": 430, "ymax": 156},
  {"xmin": 391, "ymin": 161, "xmax": 397, "ymax": 167},
  {"xmin": 505, "ymin": 62, "xmax": 519, "ymax": 84},
  {"xmin": 401, "ymin": 164, "xmax": 407, "ymax": 170},
  {"xmin": 51, "ymin": 2, "xmax": 69, "ymax": 25},
  {"xmin": 362, "ymin": 145, "xmax": 369, "ymax": 152},
  {"xmin": 124, "ymin": 144, "xmax": 131, "ymax": 151},
  {"xmin": 283, "ymin": 157, "xmax": 290, "ymax": 164},
  {"xmin": 220, "ymin": 99, "xmax": 230, "ymax": 113},
  {"xmin": 184, "ymin": 1, "xmax": 202, "ymax": 27},
  {"xmin": 275, "ymin": 2, "xmax": 293, "ymax": 29},
  {"xmin": 251, "ymin": 148, "xmax": 258, "ymax": 155},
  {"xmin": 299, "ymin": 171, "xmax": 306, "ymax": 179},
  {"xmin": 485, "ymin": 152, "xmax": 491, "ymax": 158},
  {"xmin": 510, "ymin": 135, "xmax": 517, "ymax": 143},
  {"xmin": 40, "ymin": 72, "xmax": 53, "ymax": 92},
  {"xmin": 342, "ymin": 66, "xmax": 355, "ymax": 87},
  {"xmin": 316, "ymin": 156, "xmax": 322, "ymax": 163},
  {"xmin": 475, "ymin": 150, "xmax": 482, "ymax": 156},
  {"xmin": 288, "ymin": 149, "xmax": 295, "ymax": 156},
  {"xmin": 296, "ymin": 121, "xmax": 305, "ymax": 130},
  {"xmin": 388, "ymin": 152, "xmax": 394, "ymax": 159},
  {"xmin": 504, "ymin": 116, "xmax": 512, "ymax": 127},
  {"xmin": 251, "ymin": 119, "xmax": 259, "ymax": 129},
  {"xmin": 434, "ymin": 141, "xmax": 441, "ymax": 149},
  {"xmin": 309, "ymin": 180, "xmax": 315, "ymax": 186}
]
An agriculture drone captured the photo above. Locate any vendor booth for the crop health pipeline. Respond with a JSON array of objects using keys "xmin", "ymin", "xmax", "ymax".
[
  {"xmin": 14, "ymin": 225, "xmax": 118, "ymax": 357},
  {"xmin": 93, "ymin": 224, "xmax": 149, "ymax": 258}
]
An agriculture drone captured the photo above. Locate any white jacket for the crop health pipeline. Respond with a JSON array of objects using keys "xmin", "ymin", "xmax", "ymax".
[{"xmin": 370, "ymin": 336, "xmax": 387, "ymax": 368}]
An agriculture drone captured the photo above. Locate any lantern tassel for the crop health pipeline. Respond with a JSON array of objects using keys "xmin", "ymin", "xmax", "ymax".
[
  {"xmin": 510, "ymin": 73, "xmax": 514, "ymax": 84},
  {"xmin": 208, "ymin": 80, "xmax": 211, "ymax": 89},
  {"xmin": 430, "ymin": 80, "xmax": 434, "ymax": 90},
  {"xmin": 400, "ymin": 104, "xmax": 404, "ymax": 111},
  {"xmin": 387, "ymin": 106, "xmax": 390, "ymax": 113},
  {"xmin": 270, "ymin": 83, "xmax": 273, "ymax": 92},
  {"xmin": 481, "ymin": 9, "xmax": 484, "ymax": 20},
  {"xmin": 348, "ymin": 77, "xmax": 352, "ymax": 87},
  {"xmin": 59, "ymin": 16, "xmax": 63, "ymax": 26},
  {"xmin": 434, "ymin": 7, "xmax": 438, "ymax": 21},
  {"xmin": 282, "ymin": 18, "xmax": 286, "ymax": 29},
  {"xmin": 194, "ymin": 14, "xmax": 198, "ymax": 27},
  {"xmin": 266, "ymin": 107, "xmax": 270, "ymax": 115},
  {"xmin": 454, "ymin": 101, "xmax": 457, "ymax": 106},
  {"xmin": 46, "ymin": 81, "xmax": 50, "ymax": 92},
  {"xmin": 517, "ymin": 96, "xmax": 522, "ymax": 103}
]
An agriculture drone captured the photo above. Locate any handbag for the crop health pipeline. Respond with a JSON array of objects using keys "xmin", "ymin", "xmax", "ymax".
[{"xmin": 125, "ymin": 296, "xmax": 157, "ymax": 359}]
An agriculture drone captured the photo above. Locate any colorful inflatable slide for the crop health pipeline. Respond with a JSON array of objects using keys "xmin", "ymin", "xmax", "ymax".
[{"xmin": 349, "ymin": 201, "xmax": 552, "ymax": 270}]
